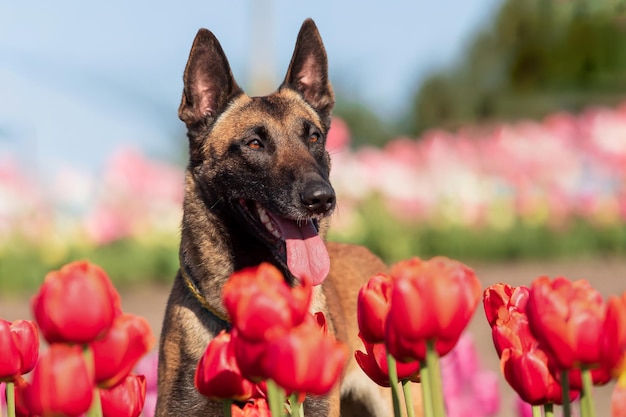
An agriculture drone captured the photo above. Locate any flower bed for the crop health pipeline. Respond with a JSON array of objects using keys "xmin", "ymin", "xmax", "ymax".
[
  {"xmin": 1, "ymin": 103, "xmax": 626, "ymax": 292},
  {"xmin": 1, "ymin": 258, "xmax": 624, "ymax": 417}
]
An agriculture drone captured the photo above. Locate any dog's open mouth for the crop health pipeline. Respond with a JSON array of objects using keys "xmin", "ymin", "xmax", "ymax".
[{"xmin": 236, "ymin": 199, "xmax": 330, "ymax": 286}]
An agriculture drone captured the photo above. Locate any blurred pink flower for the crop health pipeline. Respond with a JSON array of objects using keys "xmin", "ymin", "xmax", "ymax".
[
  {"xmin": 514, "ymin": 395, "xmax": 532, "ymax": 417},
  {"xmin": 4, "ymin": 98, "xmax": 626, "ymax": 244},
  {"xmin": 1, "ymin": 382, "xmax": 5, "ymax": 410},
  {"xmin": 134, "ymin": 350, "xmax": 158, "ymax": 417},
  {"xmin": 440, "ymin": 332, "xmax": 500, "ymax": 417},
  {"xmin": 326, "ymin": 117, "xmax": 351, "ymax": 152},
  {"xmin": 83, "ymin": 147, "xmax": 183, "ymax": 245}
]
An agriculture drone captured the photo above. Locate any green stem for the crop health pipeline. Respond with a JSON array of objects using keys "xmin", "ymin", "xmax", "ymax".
[
  {"xmin": 6, "ymin": 382, "xmax": 15, "ymax": 417},
  {"xmin": 401, "ymin": 379, "xmax": 416, "ymax": 417},
  {"xmin": 83, "ymin": 346, "xmax": 103, "ymax": 417},
  {"xmin": 419, "ymin": 359, "xmax": 434, "ymax": 417},
  {"xmin": 222, "ymin": 399, "xmax": 233, "ymax": 417},
  {"xmin": 266, "ymin": 379, "xmax": 286, "ymax": 417},
  {"xmin": 385, "ymin": 351, "xmax": 403, "ymax": 417},
  {"xmin": 289, "ymin": 393, "xmax": 304, "ymax": 417},
  {"xmin": 85, "ymin": 387, "xmax": 103, "ymax": 417},
  {"xmin": 544, "ymin": 402, "xmax": 554, "ymax": 417},
  {"xmin": 560, "ymin": 370, "xmax": 572, "ymax": 417},
  {"xmin": 425, "ymin": 340, "xmax": 446, "ymax": 417},
  {"xmin": 531, "ymin": 404, "xmax": 542, "ymax": 417},
  {"xmin": 580, "ymin": 367, "xmax": 596, "ymax": 417}
]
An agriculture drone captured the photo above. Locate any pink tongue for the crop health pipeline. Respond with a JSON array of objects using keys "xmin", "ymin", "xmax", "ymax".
[{"xmin": 271, "ymin": 216, "xmax": 330, "ymax": 286}]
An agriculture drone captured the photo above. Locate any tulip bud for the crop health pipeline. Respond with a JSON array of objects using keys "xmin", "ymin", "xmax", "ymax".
[
  {"xmin": 195, "ymin": 330, "xmax": 255, "ymax": 401},
  {"xmin": 32, "ymin": 261, "xmax": 121, "ymax": 344},
  {"xmin": 100, "ymin": 374, "xmax": 147, "ymax": 417},
  {"xmin": 23, "ymin": 344, "xmax": 94, "ymax": 417}
]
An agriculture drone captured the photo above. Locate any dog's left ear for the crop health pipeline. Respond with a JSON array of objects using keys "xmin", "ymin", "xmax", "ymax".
[{"xmin": 281, "ymin": 18, "xmax": 335, "ymax": 127}]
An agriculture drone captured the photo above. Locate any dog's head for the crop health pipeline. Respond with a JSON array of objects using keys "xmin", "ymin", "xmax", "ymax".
[{"xmin": 179, "ymin": 19, "xmax": 336, "ymax": 286}]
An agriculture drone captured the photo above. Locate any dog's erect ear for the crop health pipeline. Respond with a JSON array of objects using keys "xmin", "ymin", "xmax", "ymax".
[
  {"xmin": 281, "ymin": 19, "xmax": 335, "ymax": 126},
  {"xmin": 179, "ymin": 29, "xmax": 242, "ymax": 128}
]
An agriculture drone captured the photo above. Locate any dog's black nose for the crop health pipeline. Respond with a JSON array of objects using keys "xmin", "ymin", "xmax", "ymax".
[{"xmin": 301, "ymin": 182, "xmax": 336, "ymax": 214}]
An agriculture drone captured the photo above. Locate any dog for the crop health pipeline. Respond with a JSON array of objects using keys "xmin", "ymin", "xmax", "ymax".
[{"xmin": 156, "ymin": 18, "xmax": 421, "ymax": 416}]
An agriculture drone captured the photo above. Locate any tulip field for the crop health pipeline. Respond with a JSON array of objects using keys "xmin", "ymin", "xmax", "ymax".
[
  {"xmin": 2, "ymin": 103, "xmax": 626, "ymax": 292},
  {"xmin": 1, "ymin": 103, "xmax": 626, "ymax": 416},
  {"xmin": 1, "ymin": 252, "xmax": 625, "ymax": 416}
]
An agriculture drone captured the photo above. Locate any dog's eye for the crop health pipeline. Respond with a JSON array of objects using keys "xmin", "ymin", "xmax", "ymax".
[
  {"xmin": 247, "ymin": 139, "xmax": 264, "ymax": 150},
  {"xmin": 309, "ymin": 133, "xmax": 320, "ymax": 143}
]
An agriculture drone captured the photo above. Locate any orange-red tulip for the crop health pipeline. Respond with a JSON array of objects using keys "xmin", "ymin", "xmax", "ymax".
[
  {"xmin": 100, "ymin": 374, "xmax": 146, "ymax": 417},
  {"xmin": 485, "ymin": 283, "xmax": 579, "ymax": 405},
  {"xmin": 262, "ymin": 313, "xmax": 348, "ymax": 396},
  {"xmin": 483, "ymin": 284, "xmax": 533, "ymax": 358},
  {"xmin": 526, "ymin": 276, "xmax": 606, "ymax": 370},
  {"xmin": 483, "ymin": 283, "xmax": 515, "ymax": 326},
  {"xmin": 355, "ymin": 334, "xmax": 420, "ymax": 387},
  {"xmin": 91, "ymin": 313, "xmax": 155, "ymax": 388},
  {"xmin": 195, "ymin": 330, "xmax": 256, "ymax": 401},
  {"xmin": 223, "ymin": 263, "xmax": 312, "ymax": 341},
  {"xmin": 483, "ymin": 283, "xmax": 529, "ymax": 328},
  {"xmin": 31, "ymin": 261, "xmax": 121, "ymax": 344},
  {"xmin": 0, "ymin": 319, "xmax": 39, "ymax": 381},
  {"xmin": 232, "ymin": 398, "xmax": 272, "ymax": 417},
  {"xmin": 385, "ymin": 257, "xmax": 481, "ymax": 362},
  {"xmin": 357, "ymin": 273, "xmax": 394, "ymax": 344},
  {"xmin": 22, "ymin": 344, "xmax": 94, "ymax": 417}
]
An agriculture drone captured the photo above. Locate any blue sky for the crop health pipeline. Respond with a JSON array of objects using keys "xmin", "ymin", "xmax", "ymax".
[{"xmin": 0, "ymin": 0, "xmax": 501, "ymax": 177}]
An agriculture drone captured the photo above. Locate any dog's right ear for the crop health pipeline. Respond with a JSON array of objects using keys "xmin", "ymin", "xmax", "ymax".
[{"xmin": 178, "ymin": 29, "xmax": 242, "ymax": 128}]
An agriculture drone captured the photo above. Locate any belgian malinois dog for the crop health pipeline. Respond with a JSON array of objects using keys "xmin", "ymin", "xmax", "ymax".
[{"xmin": 156, "ymin": 19, "xmax": 420, "ymax": 416}]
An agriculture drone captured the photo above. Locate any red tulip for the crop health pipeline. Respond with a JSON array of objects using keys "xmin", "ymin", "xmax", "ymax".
[
  {"xmin": 100, "ymin": 374, "xmax": 146, "ymax": 417},
  {"xmin": 195, "ymin": 330, "xmax": 256, "ymax": 401},
  {"xmin": 32, "ymin": 261, "xmax": 121, "ymax": 344},
  {"xmin": 357, "ymin": 273, "xmax": 394, "ymax": 344},
  {"xmin": 223, "ymin": 263, "xmax": 312, "ymax": 341},
  {"xmin": 384, "ymin": 257, "xmax": 481, "ymax": 362},
  {"xmin": 232, "ymin": 398, "xmax": 272, "ymax": 417},
  {"xmin": 483, "ymin": 283, "xmax": 514, "ymax": 326},
  {"xmin": 603, "ymin": 292, "xmax": 626, "ymax": 376},
  {"xmin": 0, "ymin": 319, "xmax": 39, "ymax": 381},
  {"xmin": 262, "ymin": 313, "xmax": 348, "ymax": 396},
  {"xmin": 13, "ymin": 376, "xmax": 35, "ymax": 417},
  {"xmin": 526, "ymin": 276, "xmax": 606, "ymax": 370},
  {"xmin": 485, "ymin": 283, "xmax": 580, "ymax": 405},
  {"xmin": 355, "ymin": 334, "xmax": 420, "ymax": 387},
  {"xmin": 22, "ymin": 344, "xmax": 94, "ymax": 417},
  {"xmin": 483, "ymin": 284, "xmax": 533, "ymax": 358},
  {"xmin": 91, "ymin": 313, "xmax": 155, "ymax": 388},
  {"xmin": 501, "ymin": 346, "xmax": 571, "ymax": 405},
  {"xmin": 491, "ymin": 307, "xmax": 560, "ymax": 404},
  {"xmin": 483, "ymin": 283, "xmax": 529, "ymax": 328},
  {"xmin": 231, "ymin": 328, "xmax": 274, "ymax": 382}
]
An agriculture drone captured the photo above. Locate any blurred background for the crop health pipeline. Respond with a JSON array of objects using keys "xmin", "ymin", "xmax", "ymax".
[
  {"xmin": 2, "ymin": 0, "xmax": 625, "ymax": 289},
  {"xmin": 2, "ymin": 1, "xmax": 626, "ymax": 416}
]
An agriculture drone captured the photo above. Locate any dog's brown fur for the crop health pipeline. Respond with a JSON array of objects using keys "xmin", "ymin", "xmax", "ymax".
[{"xmin": 156, "ymin": 19, "xmax": 420, "ymax": 416}]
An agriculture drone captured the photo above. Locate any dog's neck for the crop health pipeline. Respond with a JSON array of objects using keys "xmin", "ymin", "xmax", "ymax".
[{"xmin": 179, "ymin": 173, "xmax": 282, "ymax": 315}]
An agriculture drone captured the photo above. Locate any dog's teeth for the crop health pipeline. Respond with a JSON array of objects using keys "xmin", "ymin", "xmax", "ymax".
[
  {"xmin": 255, "ymin": 204, "xmax": 282, "ymax": 239},
  {"xmin": 266, "ymin": 223, "xmax": 280, "ymax": 239},
  {"xmin": 257, "ymin": 207, "xmax": 269, "ymax": 223}
]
